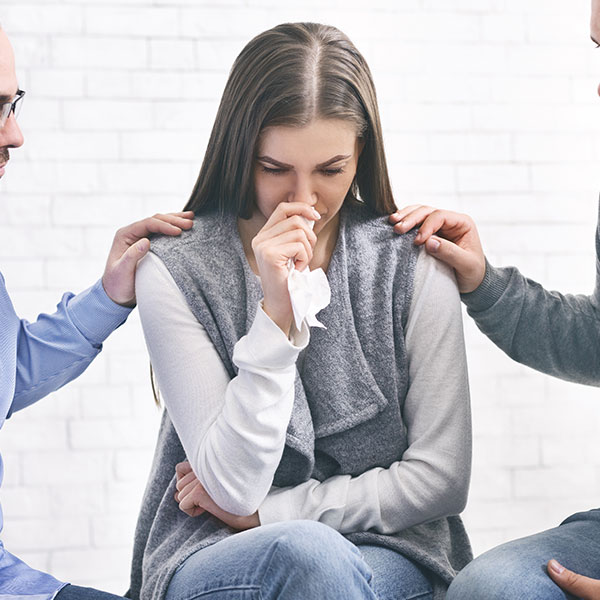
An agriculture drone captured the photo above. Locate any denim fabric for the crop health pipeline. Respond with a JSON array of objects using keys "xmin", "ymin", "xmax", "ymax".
[
  {"xmin": 55, "ymin": 584, "xmax": 127, "ymax": 600},
  {"xmin": 165, "ymin": 521, "xmax": 433, "ymax": 600},
  {"xmin": 447, "ymin": 508, "xmax": 600, "ymax": 600},
  {"xmin": 359, "ymin": 544, "xmax": 433, "ymax": 600}
]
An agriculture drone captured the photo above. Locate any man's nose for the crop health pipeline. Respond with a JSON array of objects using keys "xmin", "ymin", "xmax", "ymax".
[{"xmin": 1, "ymin": 113, "xmax": 24, "ymax": 149}]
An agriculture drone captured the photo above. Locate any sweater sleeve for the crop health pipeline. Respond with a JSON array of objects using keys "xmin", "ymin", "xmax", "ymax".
[
  {"xmin": 258, "ymin": 249, "xmax": 472, "ymax": 534},
  {"xmin": 460, "ymin": 255, "xmax": 600, "ymax": 387},
  {"xmin": 135, "ymin": 252, "xmax": 309, "ymax": 516}
]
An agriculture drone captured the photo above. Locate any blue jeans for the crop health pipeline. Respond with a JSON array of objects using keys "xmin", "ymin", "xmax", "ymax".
[
  {"xmin": 56, "ymin": 584, "xmax": 127, "ymax": 599},
  {"xmin": 447, "ymin": 509, "xmax": 600, "ymax": 600},
  {"xmin": 165, "ymin": 521, "xmax": 433, "ymax": 600}
]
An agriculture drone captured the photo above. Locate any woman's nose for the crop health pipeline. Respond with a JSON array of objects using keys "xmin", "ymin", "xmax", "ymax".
[{"xmin": 287, "ymin": 180, "xmax": 317, "ymax": 205}]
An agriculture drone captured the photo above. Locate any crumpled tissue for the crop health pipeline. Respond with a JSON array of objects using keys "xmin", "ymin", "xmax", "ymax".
[{"xmin": 286, "ymin": 217, "xmax": 331, "ymax": 331}]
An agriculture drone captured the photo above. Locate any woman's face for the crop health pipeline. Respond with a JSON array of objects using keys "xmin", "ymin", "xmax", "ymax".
[{"xmin": 253, "ymin": 119, "xmax": 362, "ymax": 234}]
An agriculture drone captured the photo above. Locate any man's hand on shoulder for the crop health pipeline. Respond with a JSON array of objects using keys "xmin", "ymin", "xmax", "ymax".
[
  {"xmin": 102, "ymin": 211, "xmax": 194, "ymax": 307},
  {"xmin": 389, "ymin": 205, "xmax": 486, "ymax": 293},
  {"xmin": 548, "ymin": 559, "xmax": 600, "ymax": 599}
]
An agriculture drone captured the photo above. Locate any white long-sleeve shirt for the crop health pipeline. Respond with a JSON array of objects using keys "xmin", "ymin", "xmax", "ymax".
[{"xmin": 135, "ymin": 247, "xmax": 471, "ymax": 533}]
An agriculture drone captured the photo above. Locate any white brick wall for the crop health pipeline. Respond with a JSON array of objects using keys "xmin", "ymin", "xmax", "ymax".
[{"xmin": 1, "ymin": 0, "xmax": 599, "ymax": 594}]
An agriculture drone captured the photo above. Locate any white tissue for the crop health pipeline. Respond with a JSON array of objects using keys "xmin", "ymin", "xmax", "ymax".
[{"xmin": 287, "ymin": 217, "xmax": 331, "ymax": 331}]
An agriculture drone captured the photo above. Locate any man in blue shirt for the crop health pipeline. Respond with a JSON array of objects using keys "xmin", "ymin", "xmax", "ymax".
[{"xmin": 0, "ymin": 24, "xmax": 193, "ymax": 600}]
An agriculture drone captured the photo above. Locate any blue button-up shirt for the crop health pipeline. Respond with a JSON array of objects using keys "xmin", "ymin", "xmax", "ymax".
[{"xmin": 0, "ymin": 271, "xmax": 131, "ymax": 598}]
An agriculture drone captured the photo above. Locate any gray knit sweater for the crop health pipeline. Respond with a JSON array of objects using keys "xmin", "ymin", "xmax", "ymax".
[
  {"xmin": 127, "ymin": 200, "xmax": 472, "ymax": 600},
  {"xmin": 461, "ymin": 201, "xmax": 600, "ymax": 386}
]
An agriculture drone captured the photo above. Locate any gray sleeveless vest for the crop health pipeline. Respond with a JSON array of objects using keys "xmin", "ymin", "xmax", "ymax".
[{"xmin": 127, "ymin": 201, "xmax": 472, "ymax": 600}]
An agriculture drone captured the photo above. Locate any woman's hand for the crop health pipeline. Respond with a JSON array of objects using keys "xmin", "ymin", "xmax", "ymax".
[
  {"xmin": 102, "ymin": 211, "xmax": 194, "ymax": 306},
  {"xmin": 251, "ymin": 202, "xmax": 320, "ymax": 335},
  {"xmin": 389, "ymin": 205, "xmax": 486, "ymax": 293},
  {"xmin": 174, "ymin": 461, "xmax": 261, "ymax": 531},
  {"xmin": 547, "ymin": 559, "xmax": 600, "ymax": 599}
]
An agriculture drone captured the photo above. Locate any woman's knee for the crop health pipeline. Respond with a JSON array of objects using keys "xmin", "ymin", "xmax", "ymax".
[
  {"xmin": 266, "ymin": 520, "xmax": 361, "ymax": 569},
  {"xmin": 263, "ymin": 521, "xmax": 374, "ymax": 592}
]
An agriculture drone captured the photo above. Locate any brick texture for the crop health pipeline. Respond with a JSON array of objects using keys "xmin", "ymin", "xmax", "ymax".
[{"xmin": 1, "ymin": 0, "xmax": 599, "ymax": 593}]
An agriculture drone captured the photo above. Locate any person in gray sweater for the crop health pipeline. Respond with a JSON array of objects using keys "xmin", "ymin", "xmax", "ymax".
[{"xmin": 387, "ymin": 3, "xmax": 600, "ymax": 598}]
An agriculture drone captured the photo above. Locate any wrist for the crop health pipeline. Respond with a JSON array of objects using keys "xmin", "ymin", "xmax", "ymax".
[
  {"xmin": 261, "ymin": 293, "xmax": 293, "ymax": 337},
  {"xmin": 461, "ymin": 259, "xmax": 511, "ymax": 312},
  {"xmin": 101, "ymin": 275, "xmax": 136, "ymax": 308}
]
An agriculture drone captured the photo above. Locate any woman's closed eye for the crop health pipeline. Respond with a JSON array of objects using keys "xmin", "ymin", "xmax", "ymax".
[
  {"xmin": 321, "ymin": 167, "xmax": 345, "ymax": 176},
  {"xmin": 259, "ymin": 165, "xmax": 345, "ymax": 176},
  {"xmin": 260, "ymin": 165, "xmax": 289, "ymax": 175}
]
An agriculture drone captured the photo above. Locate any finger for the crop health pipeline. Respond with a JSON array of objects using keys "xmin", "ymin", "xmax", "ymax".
[
  {"xmin": 255, "ymin": 219, "xmax": 317, "ymax": 255},
  {"xmin": 424, "ymin": 235, "xmax": 471, "ymax": 273},
  {"xmin": 263, "ymin": 214, "xmax": 318, "ymax": 245},
  {"xmin": 254, "ymin": 232, "xmax": 314, "ymax": 273},
  {"xmin": 390, "ymin": 205, "xmax": 432, "ymax": 226},
  {"xmin": 425, "ymin": 235, "xmax": 485, "ymax": 293},
  {"xmin": 118, "ymin": 215, "xmax": 188, "ymax": 243},
  {"xmin": 547, "ymin": 560, "xmax": 600, "ymax": 599},
  {"xmin": 415, "ymin": 211, "xmax": 473, "ymax": 246},
  {"xmin": 393, "ymin": 206, "xmax": 438, "ymax": 233},
  {"xmin": 176, "ymin": 461, "xmax": 193, "ymax": 477},
  {"xmin": 187, "ymin": 506, "xmax": 206, "ymax": 518},
  {"xmin": 111, "ymin": 236, "xmax": 151, "ymax": 276},
  {"xmin": 260, "ymin": 228, "xmax": 314, "ymax": 261},
  {"xmin": 178, "ymin": 479, "xmax": 202, "ymax": 503},
  {"xmin": 102, "ymin": 237, "xmax": 151, "ymax": 305},
  {"xmin": 288, "ymin": 242, "xmax": 311, "ymax": 272},
  {"xmin": 261, "ymin": 241, "xmax": 311, "ymax": 273},
  {"xmin": 150, "ymin": 212, "xmax": 195, "ymax": 230},
  {"xmin": 175, "ymin": 470, "xmax": 198, "ymax": 492},
  {"xmin": 265, "ymin": 202, "xmax": 321, "ymax": 230},
  {"xmin": 175, "ymin": 489, "xmax": 205, "ymax": 517},
  {"xmin": 179, "ymin": 484, "xmax": 208, "ymax": 512},
  {"xmin": 413, "ymin": 211, "xmax": 453, "ymax": 244},
  {"xmin": 390, "ymin": 204, "xmax": 424, "ymax": 222}
]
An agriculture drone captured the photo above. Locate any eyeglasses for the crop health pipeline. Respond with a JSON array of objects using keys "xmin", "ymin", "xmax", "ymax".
[{"xmin": 0, "ymin": 89, "xmax": 25, "ymax": 129}]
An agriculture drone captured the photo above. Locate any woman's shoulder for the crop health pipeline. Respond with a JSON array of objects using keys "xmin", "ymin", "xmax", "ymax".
[
  {"xmin": 150, "ymin": 210, "xmax": 235, "ymax": 259},
  {"xmin": 342, "ymin": 200, "xmax": 418, "ymax": 259}
]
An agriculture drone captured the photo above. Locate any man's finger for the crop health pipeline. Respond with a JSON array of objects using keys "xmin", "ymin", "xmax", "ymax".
[
  {"xmin": 424, "ymin": 236, "xmax": 465, "ymax": 270},
  {"xmin": 111, "ymin": 237, "xmax": 150, "ymax": 281},
  {"xmin": 424, "ymin": 236, "xmax": 485, "ymax": 293},
  {"xmin": 393, "ymin": 206, "xmax": 437, "ymax": 234},
  {"xmin": 547, "ymin": 560, "xmax": 600, "ymax": 599},
  {"xmin": 124, "ymin": 217, "xmax": 184, "ymax": 240},
  {"xmin": 390, "ymin": 204, "xmax": 427, "ymax": 223}
]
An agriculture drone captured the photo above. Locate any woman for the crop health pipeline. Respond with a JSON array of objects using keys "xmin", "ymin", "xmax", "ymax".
[{"xmin": 131, "ymin": 22, "xmax": 472, "ymax": 600}]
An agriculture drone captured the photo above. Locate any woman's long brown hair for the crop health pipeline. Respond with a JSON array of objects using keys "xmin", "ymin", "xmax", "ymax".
[{"xmin": 184, "ymin": 22, "xmax": 396, "ymax": 218}]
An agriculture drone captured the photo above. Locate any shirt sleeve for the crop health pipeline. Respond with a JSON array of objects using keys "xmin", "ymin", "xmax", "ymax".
[
  {"xmin": 135, "ymin": 252, "xmax": 309, "ymax": 516},
  {"xmin": 258, "ymin": 249, "xmax": 472, "ymax": 535},
  {"xmin": 9, "ymin": 278, "xmax": 131, "ymax": 416},
  {"xmin": 460, "ymin": 258, "xmax": 600, "ymax": 387}
]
